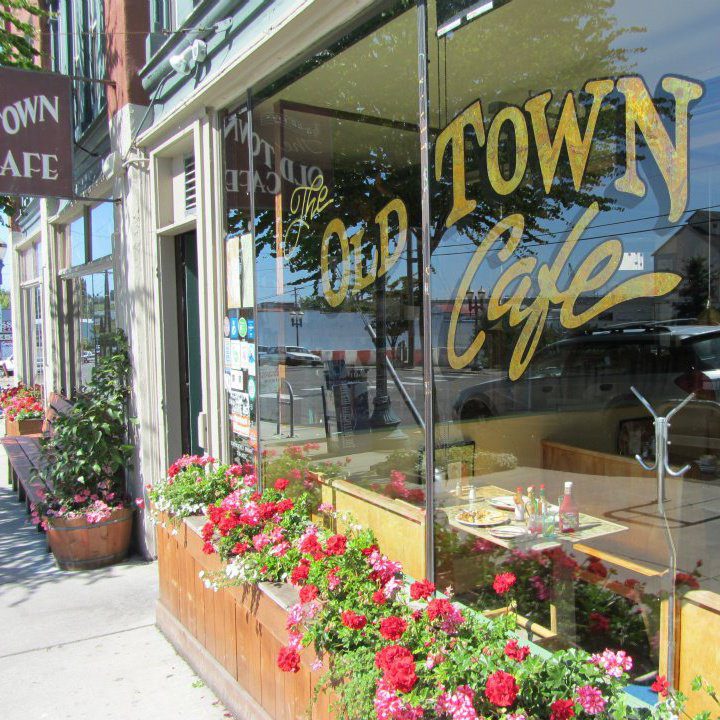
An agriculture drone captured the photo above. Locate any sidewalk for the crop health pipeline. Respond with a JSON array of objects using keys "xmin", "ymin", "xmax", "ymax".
[{"xmin": 0, "ymin": 451, "xmax": 229, "ymax": 719}]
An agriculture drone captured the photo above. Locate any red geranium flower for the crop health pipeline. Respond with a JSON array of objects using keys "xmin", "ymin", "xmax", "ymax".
[
  {"xmin": 361, "ymin": 544, "xmax": 379, "ymax": 556},
  {"xmin": 202, "ymin": 541, "xmax": 215, "ymax": 555},
  {"xmin": 651, "ymin": 675, "xmax": 670, "ymax": 698},
  {"xmin": 485, "ymin": 670, "xmax": 518, "ymax": 707},
  {"xmin": 675, "ymin": 572, "xmax": 700, "ymax": 589},
  {"xmin": 341, "ymin": 610, "xmax": 367, "ymax": 630},
  {"xmin": 372, "ymin": 589, "xmax": 387, "ymax": 605},
  {"xmin": 426, "ymin": 598, "xmax": 453, "ymax": 621},
  {"xmin": 550, "ymin": 699, "xmax": 575, "ymax": 720},
  {"xmin": 274, "ymin": 478, "xmax": 289, "ymax": 491},
  {"xmin": 290, "ymin": 564, "xmax": 310, "ymax": 585},
  {"xmin": 277, "ymin": 646, "xmax": 301, "ymax": 673},
  {"xmin": 299, "ymin": 584, "xmax": 319, "ymax": 604},
  {"xmin": 276, "ymin": 498, "xmax": 294, "ymax": 513},
  {"xmin": 258, "ymin": 502, "xmax": 278, "ymax": 521},
  {"xmin": 587, "ymin": 557, "xmax": 608, "ymax": 578},
  {"xmin": 493, "ymin": 572, "xmax": 517, "ymax": 595},
  {"xmin": 326, "ymin": 534, "xmax": 348, "ymax": 556},
  {"xmin": 231, "ymin": 541, "xmax": 249, "ymax": 555},
  {"xmin": 589, "ymin": 611, "xmax": 611, "ymax": 634},
  {"xmin": 299, "ymin": 534, "xmax": 323, "ymax": 555},
  {"xmin": 409, "ymin": 579, "xmax": 435, "ymax": 600},
  {"xmin": 375, "ymin": 645, "xmax": 417, "ymax": 693},
  {"xmin": 379, "ymin": 616, "xmax": 408, "ymax": 641},
  {"xmin": 504, "ymin": 639, "xmax": 530, "ymax": 662}
]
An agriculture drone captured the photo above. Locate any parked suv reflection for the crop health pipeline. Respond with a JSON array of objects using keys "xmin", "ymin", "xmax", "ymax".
[{"xmin": 453, "ymin": 324, "xmax": 720, "ymax": 421}]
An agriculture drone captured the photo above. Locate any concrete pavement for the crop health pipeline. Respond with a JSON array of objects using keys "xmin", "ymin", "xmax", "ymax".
[{"xmin": 0, "ymin": 454, "xmax": 229, "ymax": 719}]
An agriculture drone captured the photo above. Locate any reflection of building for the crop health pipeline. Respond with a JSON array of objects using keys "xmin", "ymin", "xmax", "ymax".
[{"xmin": 653, "ymin": 210, "xmax": 720, "ymax": 319}]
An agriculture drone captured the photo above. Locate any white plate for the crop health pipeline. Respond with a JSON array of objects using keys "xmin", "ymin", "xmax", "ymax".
[
  {"xmin": 490, "ymin": 526, "xmax": 528, "ymax": 539},
  {"xmin": 488, "ymin": 495, "xmax": 524, "ymax": 511}
]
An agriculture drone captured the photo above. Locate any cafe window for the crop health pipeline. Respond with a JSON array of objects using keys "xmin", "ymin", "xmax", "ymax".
[
  {"xmin": 242, "ymin": 0, "xmax": 426, "ymax": 574},
  {"xmin": 18, "ymin": 242, "xmax": 44, "ymax": 387},
  {"xmin": 223, "ymin": 104, "xmax": 257, "ymax": 464},
  {"xmin": 219, "ymin": 0, "xmax": 720, "ymax": 702},
  {"xmin": 61, "ymin": 203, "xmax": 116, "ymax": 393},
  {"xmin": 428, "ymin": 0, "xmax": 720, "ymax": 694}
]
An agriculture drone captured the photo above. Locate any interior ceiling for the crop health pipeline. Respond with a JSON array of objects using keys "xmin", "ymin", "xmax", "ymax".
[{"xmin": 258, "ymin": 0, "xmax": 638, "ymax": 164}]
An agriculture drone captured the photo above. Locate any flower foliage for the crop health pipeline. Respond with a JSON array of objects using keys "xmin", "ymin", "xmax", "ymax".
[
  {"xmin": 1, "ymin": 382, "xmax": 43, "ymax": 420},
  {"xmin": 182, "ymin": 463, "xmax": 652, "ymax": 720},
  {"xmin": 34, "ymin": 331, "xmax": 133, "ymax": 525},
  {"xmin": 4, "ymin": 393, "xmax": 43, "ymax": 421},
  {"xmin": 148, "ymin": 455, "xmax": 250, "ymax": 520}
]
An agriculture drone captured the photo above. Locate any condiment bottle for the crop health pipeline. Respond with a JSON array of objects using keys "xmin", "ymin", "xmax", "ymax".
[
  {"xmin": 559, "ymin": 481, "xmax": 580, "ymax": 533},
  {"xmin": 538, "ymin": 484, "xmax": 547, "ymax": 515},
  {"xmin": 526, "ymin": 486, "xmax": 536, "ymax": 516},
  {"xmin": 514, "ymin": 486, "xmax": 525, "ymax": 522}
]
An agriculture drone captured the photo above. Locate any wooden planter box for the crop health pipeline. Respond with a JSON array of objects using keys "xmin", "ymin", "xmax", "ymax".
[
  {"xmin": 156, "ymin": 516, "xmax": 333, "ymax": 720},
  {"xmin": 5, "ymin": 417, "xmax": 43, "ymax": 436}
]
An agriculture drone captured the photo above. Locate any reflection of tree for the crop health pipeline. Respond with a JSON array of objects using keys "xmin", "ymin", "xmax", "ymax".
[
  {"xmin": 431, "ymin": 0, "xmax": 648, "ymax": 258},
  {"xmin": 384, "ymin": 277, "xmax": 412, "ymax": 353},
  {"xmin": 675, "ymin": 257, "xmax": 718, "ymax": 318}
]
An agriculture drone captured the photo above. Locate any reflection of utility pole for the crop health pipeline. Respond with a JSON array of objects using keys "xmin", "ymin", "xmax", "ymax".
[
  {"xmin": 466, "ymin": 287, "xmax": 486, "ymax": 370},
  {"xmin": 290, "ymin": 288, "xmax": 303, "ymax": 346}
]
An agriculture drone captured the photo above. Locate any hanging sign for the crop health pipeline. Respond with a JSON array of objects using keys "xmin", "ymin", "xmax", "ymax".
[{"xmin": 0, "ymin": 67, "xmax": 73, "ymax": 199}]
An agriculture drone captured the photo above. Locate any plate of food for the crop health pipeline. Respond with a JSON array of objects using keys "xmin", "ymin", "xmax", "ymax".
[{"xmin": 455, "ymin": 508, "xmax": 509, "ymax": 527}]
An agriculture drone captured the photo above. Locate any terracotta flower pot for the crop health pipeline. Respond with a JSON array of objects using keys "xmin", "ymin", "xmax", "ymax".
[
  {"xmin": 46, "ymin": 507, "xmax": 134, "ymax": 571},
  {"xmin": 5, "ymin": 417, "xmax": 43, "ymax": 436}
]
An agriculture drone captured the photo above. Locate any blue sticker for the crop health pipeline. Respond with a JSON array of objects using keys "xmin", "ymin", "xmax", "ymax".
[
  {"xmin": 230, "ymin": 317, "xmax": 239, "ymax": 339},
  {"xmin": 247, "ymin": 319, "xmax": 255, "ymax": 340}
]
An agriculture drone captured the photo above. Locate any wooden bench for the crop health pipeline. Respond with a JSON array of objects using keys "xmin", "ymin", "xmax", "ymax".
[{"xmin": 2, "ymin": 392, "xmax": 74, "ymax": 520}]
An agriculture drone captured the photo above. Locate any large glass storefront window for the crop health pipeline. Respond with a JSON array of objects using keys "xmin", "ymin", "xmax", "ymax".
[
  {"xmin": 60, "ymin": 204, "xmax": 116, "ymax": 392},
  {"xmin": 219, "ymin": 0, "xmax": 720, "ymax": 702},
  {"xmin": 223, "ymin": 104, "xmax": 258, "ymax": 465},
  {"xmin": 249, "ymin": 0, "xmax": 426, "ymax": 572},
  {"xmin": 428, "ymin": 0, "xmax": 719, "ymax": 696}
]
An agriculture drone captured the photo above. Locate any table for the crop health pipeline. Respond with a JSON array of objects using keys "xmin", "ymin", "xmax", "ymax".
[
  {"xmin": 438, "ymin": 484, "xmax": 675, "ymax": 673},
  {"xmin": 442, "ymin": 484, "xmax": 628, "ymax": 551}
]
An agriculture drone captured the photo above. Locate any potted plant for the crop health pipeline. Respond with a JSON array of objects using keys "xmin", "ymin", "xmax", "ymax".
[
  {"xmin": 2, "ymin": 383, "xmax": 43, "ymax": 435},
  {"xmin": 34, "ymin": 331, "xmax": 135, "ymax": 570}
]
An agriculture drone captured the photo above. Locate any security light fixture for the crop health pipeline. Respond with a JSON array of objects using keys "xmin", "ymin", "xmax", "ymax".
[{"xmin": 169, "ymin": 39, "xmax": 207, "ymax": 76}]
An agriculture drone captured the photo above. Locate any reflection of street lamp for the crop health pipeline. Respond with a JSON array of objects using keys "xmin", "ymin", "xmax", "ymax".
[
  {"xmin": 370, "ymin": 272, "xmax": 400, "ymax": 430},
  {"xmin": 466, "ymin": 287, "xmax": 486, "ymax": 369},
  {"xmin": 290, "ymin": 310, "xmax": 304, "ymax": 346}
]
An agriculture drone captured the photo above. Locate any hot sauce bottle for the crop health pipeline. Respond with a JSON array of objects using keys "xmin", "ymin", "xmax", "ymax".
[{"xmin": 559, "ymin": 481, "xmax": 580, "ymax": 533}]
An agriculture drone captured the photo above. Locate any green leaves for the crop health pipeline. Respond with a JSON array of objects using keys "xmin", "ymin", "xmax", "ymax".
[{"xmin": 37, "ymin": 330, "xmax": 133, "ymax": 511}]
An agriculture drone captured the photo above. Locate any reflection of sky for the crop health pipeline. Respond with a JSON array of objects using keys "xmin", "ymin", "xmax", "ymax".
[
  {"xmin": 255, "ymin": 0, "xmax": 720, "ymax": 311},
  {"xmin": 431, "ymin": 3, "xmax": 720, "ymax": 302}
]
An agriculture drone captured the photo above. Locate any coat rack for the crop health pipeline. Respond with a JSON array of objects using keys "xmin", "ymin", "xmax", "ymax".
[
  {"xmin": 630, "ymin": 386, "xmax": 695, "ymax": 512},
  {"xmin": 630, "ymin": 386, "xmax": 695, "ymax": 688}
]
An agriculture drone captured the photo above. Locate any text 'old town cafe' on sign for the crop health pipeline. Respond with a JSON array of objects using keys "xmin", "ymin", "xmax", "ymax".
[{"xmin": 0, "ymin": 67, "xmax": 73, "ymax": 199}]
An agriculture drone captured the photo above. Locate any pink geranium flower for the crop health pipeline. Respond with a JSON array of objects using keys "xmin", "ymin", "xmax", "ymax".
[{"xmin": 577, "ymin": 685, "xmax": 606, "ymax": 715}]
